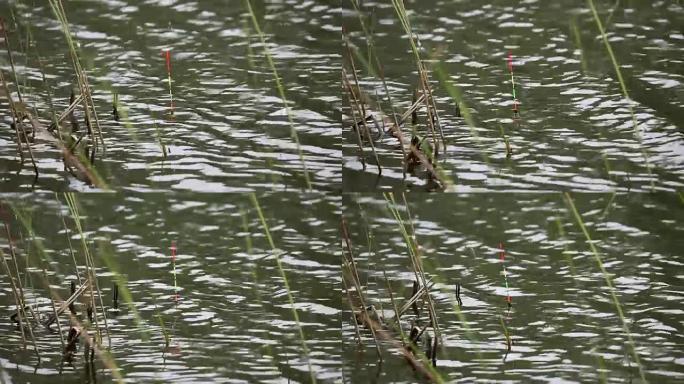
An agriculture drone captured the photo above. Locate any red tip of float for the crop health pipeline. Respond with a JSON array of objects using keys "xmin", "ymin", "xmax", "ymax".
[{"xmin": 164, "ymin": 50, "xmax": 172, "ymax": 74}]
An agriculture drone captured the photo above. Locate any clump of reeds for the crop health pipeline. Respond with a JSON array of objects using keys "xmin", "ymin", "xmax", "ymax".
[
  {"xmin": 1, "ymin": 7, "xmax": 108, "ymax": 187},
  {"xmin": 343, "ymin": 1, "xmax": 454, "ymax": 189},
  {"xmin": 48, "ymin": 0, "xmax": 105, "ymax": 151},
  {"xmin": 341, "ymin": 215, "xmax": 444, "ymax": 382},
  {"xmin": 1, "ymin": 196, "xmax": 125, "ymax": 383}
]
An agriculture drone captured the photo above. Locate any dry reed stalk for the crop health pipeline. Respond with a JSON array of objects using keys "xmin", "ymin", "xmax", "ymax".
[
  {"xmin": 342, "ymin": 69, "xmax": 368, "ymax": 169},
  {"xmin": 0, "ymin": 248, "xmax": 40, "ymax": 360},
  {"xmin": 342, "ymin": 217, "xmax": 383, "ymax": 360},
  {"xmin": 343, "ymin": 46, "xmax": 382, "ymax": 174}
]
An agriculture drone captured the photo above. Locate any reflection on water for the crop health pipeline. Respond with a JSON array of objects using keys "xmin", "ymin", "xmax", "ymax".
[
  {"xmin": 342, "ymin": 0, "xmax": 684, "ymax": 191},
  {"xmin": 0, "ymin": 192, "xmax": 341, "ymax": 382},
  {"xmin": 343, "ymin": 193, "xmax": 683, "ymax": 382},
  {"xmin": 0, "ymin": 1, "xmax": 341, "ymax": 191}
]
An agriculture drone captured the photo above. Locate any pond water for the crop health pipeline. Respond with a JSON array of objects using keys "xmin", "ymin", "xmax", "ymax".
[
  {"xmin": 342, "ymin": 0, "xmax": 684, "ymax": 192},
  {"xmin": 0, "ymin": 192, "xmax": 341, "ymax": 382},
  {"xmin": 342, "ymin": 192, "xmax": 683, "ymax": 383},
  {"xmin": 0, "ymin": 0, "xmax": 341, "ymax": 192}
]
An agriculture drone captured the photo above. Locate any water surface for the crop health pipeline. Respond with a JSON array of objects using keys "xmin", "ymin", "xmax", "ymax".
[
  {"xmin": 343, "ymin": 192, "xmax": 683, "ymax": 382},
  {"xmin": 342, "ymin": 0, "xmax": 683, "ymax": 192},
  {"xmin": 0, "ymin": 192, "xmax": 341, "ymax": 382},
  {"xmin": 0, "ymin": 0, "xmax": 341, "ymax": 191}
]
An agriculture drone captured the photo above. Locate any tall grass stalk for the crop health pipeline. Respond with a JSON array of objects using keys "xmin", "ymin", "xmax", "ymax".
[
  {"xmin": 564, "ymin": 192, "xmax": 647, "ymax": 383},
  {"xmin": 586, "ymin": 0, "xmax": 654, "ymax": 190},
  {"xmin": 243, "ymin": 0, "xmax": 312, "ymax": 190},
  {"xmin": 249, "ymin": 193, "xmax": 315, "ymax": 383}
]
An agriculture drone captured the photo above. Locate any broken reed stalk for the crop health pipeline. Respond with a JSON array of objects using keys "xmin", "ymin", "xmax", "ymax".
[
  {"xmin": 42, "ymin": 277, "xmax": 90, "ymax": 327},
  {"xmin": 48, "ymin": 0, "xmax": 105, "ymax": 152},
  {"xmin": 243, "ymin": 0, "xmax": 312, "ymax": 190},
  {"xmin": 585, "ymin": 0, "xmax": 654, "ymax": 190},
  {"xmin": 389, "ymin": 0, "xmax": 446, "ymax": 155},
  {"xmin": 63, "ymin": 192, "xmax": 111, "ymax": 348},
  {"xmin": 249, "ymin": 193, "xmax": 316, "ymax": 384},
  {"xmin": 564, "ymin": 192, "xmax": 647, "ymax": 383}
]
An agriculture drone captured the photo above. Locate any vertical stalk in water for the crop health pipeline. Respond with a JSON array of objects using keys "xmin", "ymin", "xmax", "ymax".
[
  {"xmin": 243, "ymin": 0, "xmax": 312, "ymax": 190},
  {"xmin": 586, "ymin": 0, "xmax": 654, "ymax": 190},
  {"xmin": 249, "ymin": 193, "xmax": 315, "ymax": 383},
  {"xmin": 564, "ymin": 192, "xmax": 647, "ymax": 383}
]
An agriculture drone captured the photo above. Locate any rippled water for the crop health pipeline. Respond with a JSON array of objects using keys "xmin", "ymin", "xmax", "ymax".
[
  {"xmin": 0, "ymin": 192, "xmax": 341, "ymax": 382},
  {"xmin": 0, "ymin": 1, "xmax": 341, "ymax": 191},
  {"xmin": 342, "ymin": 193, "xmax": 683, "ymax": 382},
  {"xmin": 342, "ymin": 0, "xmax": 684, "ymax": 192}
]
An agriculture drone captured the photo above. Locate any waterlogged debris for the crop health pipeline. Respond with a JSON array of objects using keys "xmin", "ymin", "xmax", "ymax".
[{"xmin": 63, "ymin": 326, "xmax": 82, "ymax": 363}]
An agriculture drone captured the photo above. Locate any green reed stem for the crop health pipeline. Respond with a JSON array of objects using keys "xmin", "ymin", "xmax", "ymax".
[
  {"xmin": 243, "ymin": 0, "xmax": 312, "ymax": 190},
  {"xmin": 249, "ymin": 193, "xmax": 315, "ymax": 383},
  {"xmin": 586, "ymin": 0, "xmax": 654, "ymax": 190},
  {"xmin": 564, "ymin": 192, "xmax": 647, "ymax": 383}
]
